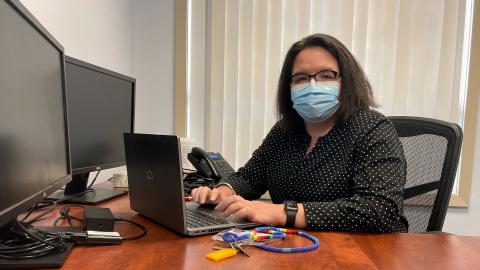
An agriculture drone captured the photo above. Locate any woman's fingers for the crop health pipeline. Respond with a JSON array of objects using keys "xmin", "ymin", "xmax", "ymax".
[
  {"xmin": 191, "ymin": 187, "xmax": 198, "ymax": 200},
  {"xmin": 191, "ymin": 186, "xmax": 212, "ymax": 204},
  {"xmin": 209, "ymin": 188, "xmax": 220, "ymax": 203},
  {"xmin": 199, "ymin": 187, "xmax": 212, "ymax": 204},
  {"xmin": 222, "ymin": 201, "xmax": 244, "ymax": 217},
  {"xmin": 232, "ymin": 207, "xmax": 256, "ymax": 221},
  {"xmin": 215, "ymin": 195, "xmax": 242, "ymax": 211},
  {"xmin": 215, "ymin": 195, "xmax": 249, "ymax": 216}
]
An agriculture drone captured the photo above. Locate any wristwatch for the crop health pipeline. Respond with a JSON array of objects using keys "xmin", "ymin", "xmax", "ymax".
[{"xmin": 283, "ymin": 200, "xmax": 298, "ymax": 227}]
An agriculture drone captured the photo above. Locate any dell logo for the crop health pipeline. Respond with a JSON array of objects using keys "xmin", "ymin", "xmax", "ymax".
[{"xmin": 146, "ymin": 170, "xmax": 154, "ymax": 181}]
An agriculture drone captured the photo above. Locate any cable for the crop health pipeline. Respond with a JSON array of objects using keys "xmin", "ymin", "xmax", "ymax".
[
  {"xmin": 25, "ymin": 201, "xmax": 59, "ymax": 225},
  {"xmin": 53, "ymin": 205, "xmax": 84, "ymax": 228},
  {"xmin": 0, "ymin": 220, "xmax": 65, "ymax": 259},
  {"xmin": 86, "ymin": 170, "xmax": 101, "ymax": 190},
  {"xmin": 15, "ymin": 220, "xmax": 65, "ymax": 249},
  {"xmin": 183, "ymin": 171, "xmax": 215, "ymax": 182},
  {"xmin": 21, "ymin": 200, "xmax": 56, "ymax": 223},
  {"xmin": 1, "ymin": 171, "xmax": 121, "ymax": 259},
  {"xmin": 21, "ymin": 171, "xmax": 101, "ymax": 225},
  {"xmin": 114, "ymin": 218, "xmax": 147, "ymax": 240},
  {"xmin": 24, "ymin": 188, "xmax": 96, "ymax": 225},
  {"xmin": 183, "ymin": 172, "xmax": 216, "ymax": 194}
]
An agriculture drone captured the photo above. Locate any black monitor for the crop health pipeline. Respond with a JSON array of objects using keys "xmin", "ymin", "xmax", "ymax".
[
  {"xmin": 0, "ymin": 0, "xmax": 72, "ymax": 266},
  {"xmin": 0, "ymin": 0, "xmax": 71, "ymax": 230},
  {"xmin": 50, "ymin": 56, "xmax": 135, "ymax": 204}
]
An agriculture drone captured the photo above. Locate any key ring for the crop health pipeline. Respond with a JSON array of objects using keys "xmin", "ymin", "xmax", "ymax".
[{"xmin": 222, "ymin": 231, "xmax": 251, "ymax": 243}]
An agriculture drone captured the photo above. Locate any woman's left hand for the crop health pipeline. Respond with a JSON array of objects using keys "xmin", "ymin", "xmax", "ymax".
[{"xmin": 214, "ymin": 195, "xmax": 286, "ymax": 226}]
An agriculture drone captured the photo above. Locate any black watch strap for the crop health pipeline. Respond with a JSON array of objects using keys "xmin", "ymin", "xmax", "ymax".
[{"xmin": 284, "ymin": 200, "xmax": 298, "ymax": 227}]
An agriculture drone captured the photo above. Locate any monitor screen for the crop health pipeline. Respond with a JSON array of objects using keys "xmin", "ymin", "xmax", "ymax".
[
  {"xmin": 0, "ymin": 0, "xmax": 71, "ymax": 228},
  {"xmin": 65, "ymin": 56, "xmax": 135, "ymax": 174}
]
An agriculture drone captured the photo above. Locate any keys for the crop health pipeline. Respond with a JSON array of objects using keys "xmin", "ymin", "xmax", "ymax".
[
  {"xmin": 211, "ymin": 229, "xmax": 264, "ymax": 258},
  {"xmin": 229, "ymin": 242, "xmax": 250, "ymax": 257},
  {"xmin": 212, "ymin": 242, "xmax": 230, "ymax": 250},
  {"xmin": 213, "ymin": 241, "xmax": 251, "ymax": 257}
]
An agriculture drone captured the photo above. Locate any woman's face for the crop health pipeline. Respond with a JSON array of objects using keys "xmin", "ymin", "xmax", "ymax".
[{"xmin": 290, "ymin": 47, "xmax": 340, "ymax": 93}]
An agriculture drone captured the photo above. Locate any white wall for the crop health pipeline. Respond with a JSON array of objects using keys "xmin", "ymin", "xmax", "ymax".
[
  {"xmin": 19, "ymin": 0, "xmax": 176, "ymax": 182},
  {"xmin": 20, "ymin": 0, "xmax": 132, "ymax": 75},
  {"xmin": 443, "ymin": 91, "xmax": 480, "ymax": 236},
  {"xmin": 130, "ymin": 0, "xmax": 175, "ymax": 135}
]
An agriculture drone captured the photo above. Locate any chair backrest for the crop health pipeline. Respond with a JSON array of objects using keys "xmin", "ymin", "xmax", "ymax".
[{"xmin": 389, "ymin": 116, "xmax": 463, "ymax": 232}]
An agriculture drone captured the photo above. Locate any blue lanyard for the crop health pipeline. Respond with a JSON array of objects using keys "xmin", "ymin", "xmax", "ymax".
[{"xmin": 222, "ymin": 226, "xmax": 320, "ymax": 253}]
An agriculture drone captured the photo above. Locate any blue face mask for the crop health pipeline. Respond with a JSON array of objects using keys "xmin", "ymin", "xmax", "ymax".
[{"xmin": 291, "ymin": 79, "xmax": 340, "ymax": 123}]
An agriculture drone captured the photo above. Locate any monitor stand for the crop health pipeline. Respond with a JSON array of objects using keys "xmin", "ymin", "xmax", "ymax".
[
  {"xmin": 0, "ymin": 222, "xmax": 75, "ymax": 269},
  {"xmin": 48, "ymin": 173, "xmax": 127, "ymax": 205}
]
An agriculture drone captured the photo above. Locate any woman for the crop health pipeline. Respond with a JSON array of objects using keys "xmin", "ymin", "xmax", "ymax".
[{"xmin": 192, "ymin": 33, "xmax": 408, "ymax": 232}]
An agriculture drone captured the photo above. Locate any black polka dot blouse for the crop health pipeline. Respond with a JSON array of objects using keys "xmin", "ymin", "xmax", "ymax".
[{"xmin": 226, "ymin": 109, "xmax": 409, "ymax": 232}]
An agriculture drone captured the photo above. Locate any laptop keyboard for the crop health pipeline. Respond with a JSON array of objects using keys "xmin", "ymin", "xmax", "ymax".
[{"xmin": 186, "ymin": 208, "xmax": 228, "ymax": 228}]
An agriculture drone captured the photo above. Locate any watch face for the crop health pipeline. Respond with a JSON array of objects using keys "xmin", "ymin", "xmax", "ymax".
[{"xmin": 285, "ymin": 201, "xmax": 297, "ymax": 210}]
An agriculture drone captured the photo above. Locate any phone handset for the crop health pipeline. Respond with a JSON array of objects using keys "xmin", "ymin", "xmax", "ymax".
[{"xmin": 187, "ymin": 147, "xmax": 235, "ymax": 182}]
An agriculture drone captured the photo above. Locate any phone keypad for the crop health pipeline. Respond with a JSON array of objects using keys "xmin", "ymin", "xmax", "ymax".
[{"xmin": 210, "ymin": 153, "xmax": 235, "ymax": 180}]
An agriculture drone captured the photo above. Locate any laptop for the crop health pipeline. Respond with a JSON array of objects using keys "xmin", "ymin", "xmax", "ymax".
[{"xmin": 123, "ymin": 133, "xmax": 259, "ymax": 236}]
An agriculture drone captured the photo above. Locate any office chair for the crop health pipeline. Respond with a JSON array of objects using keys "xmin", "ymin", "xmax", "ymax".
[{"xmin": 389, "ymin": 116, "xmax": 463, "ymax": 233}]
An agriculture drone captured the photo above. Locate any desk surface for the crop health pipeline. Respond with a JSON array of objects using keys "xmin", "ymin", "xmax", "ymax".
[{"xmin": 34, "ymin": 191, "xmax": 480, "ymax": 270}]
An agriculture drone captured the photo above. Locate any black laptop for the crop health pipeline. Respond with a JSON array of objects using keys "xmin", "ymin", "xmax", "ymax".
[{"xmin": 123, "ymin": 133, "xmax": 259, "ymax": 236}]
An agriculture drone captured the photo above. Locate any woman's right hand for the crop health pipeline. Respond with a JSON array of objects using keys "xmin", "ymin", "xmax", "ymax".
[{"xmin": 191, "ymin": 185, "xmax": 233, "ymax": 205}]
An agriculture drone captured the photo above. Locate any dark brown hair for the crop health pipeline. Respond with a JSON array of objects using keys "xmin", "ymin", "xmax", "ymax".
[{"xmin": 276, "ymin": 33, "xmax": 377, "ymax": 131}]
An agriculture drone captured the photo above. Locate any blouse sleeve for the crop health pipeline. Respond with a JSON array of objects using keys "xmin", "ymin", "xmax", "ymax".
[
  {"xmin": 224, "ymin": 123, "xmax": 282, "ymax": 200},
  {"xmin": 303, "ymin": 118, "xmax": 408, "ymax": 232}
]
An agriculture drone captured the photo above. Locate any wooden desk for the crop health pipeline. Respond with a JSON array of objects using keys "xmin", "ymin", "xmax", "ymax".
[{"xmin": 34, "ymin": 193, "xmax": 480, "ymax": 270}]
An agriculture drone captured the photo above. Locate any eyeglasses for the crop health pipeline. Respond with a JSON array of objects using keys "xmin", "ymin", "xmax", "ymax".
[{"xmin": 290, "ymin": 70, "xmax": 340, "ymax": 85}]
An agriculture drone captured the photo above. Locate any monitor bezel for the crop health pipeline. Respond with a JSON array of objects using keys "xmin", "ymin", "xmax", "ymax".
[
  {"xmin": 64, "ymin": 55, "xmax": 136, "ymax": 175},
  {"xmin": 0, "ymin": 0, "xmax": 72, "ymax": 228}
]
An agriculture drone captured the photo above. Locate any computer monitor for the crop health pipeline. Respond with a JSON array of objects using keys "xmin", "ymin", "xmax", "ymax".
[
  {"xmin": 0, "ymin": 0, "xmax": 72, "ymax": 266},
  {"xmin": 53, "ymin": 56, "xmax": 135, "ymax": 204},
  {"xmin": 0, "ymin": 0, "xmax": 71, "ymax": 229}
]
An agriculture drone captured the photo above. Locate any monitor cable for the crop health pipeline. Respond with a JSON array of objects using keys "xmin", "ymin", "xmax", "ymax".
[
  {"xmin": 85, "ymin": 170, "xmax": 101, "ymax": 190},
  {"xmin": 20, "ymin": 189, "xmax": 95, "ymax": 226},
  {"xmin": 20, "ymin": 170, "xmax": 102, "ymax": 225},
  {"xmin": 0, "ymin": 219, "xmax": 66, "ymax": 260}
]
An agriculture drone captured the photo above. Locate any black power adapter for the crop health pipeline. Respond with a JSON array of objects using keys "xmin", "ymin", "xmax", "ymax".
[{"xmin": 83, "ymin": 207, "xmax": 115, "ymax": 232}]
